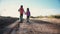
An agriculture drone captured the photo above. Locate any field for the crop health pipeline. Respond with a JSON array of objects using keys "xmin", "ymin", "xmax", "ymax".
[{"xmin": 0, "ymin": 16, "xmax": 60, "ymax": 34}]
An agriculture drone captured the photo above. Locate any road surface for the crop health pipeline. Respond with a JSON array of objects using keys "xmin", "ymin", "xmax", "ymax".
[{"xmin": 2, "ymin": 19, "xmax": 60, "ymax": 34}]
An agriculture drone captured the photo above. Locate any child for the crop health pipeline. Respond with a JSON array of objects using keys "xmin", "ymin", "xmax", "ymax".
[
  {"xmin": 18, "ymin": 5, "xmax": 25, "ymax": 23},
  {"xmin": 25, "ymin": 8, "xmax": 31, "ymax": 22}
]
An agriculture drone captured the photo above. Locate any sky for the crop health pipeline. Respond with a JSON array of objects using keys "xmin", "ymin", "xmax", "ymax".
[{"xmin": 0, "ymin": 0, "xmax": 60, "ymax": 17}]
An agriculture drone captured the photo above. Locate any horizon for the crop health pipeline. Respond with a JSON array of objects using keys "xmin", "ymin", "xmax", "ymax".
[{"xmin": 0, "ymin": 0, "xmax": 60, "ymax": 18}]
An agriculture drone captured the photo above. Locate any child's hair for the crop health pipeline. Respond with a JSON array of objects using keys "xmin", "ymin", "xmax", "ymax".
[
  {"xmin": 27, "ymin": 8, "xmax": 29, "ymax": 11},
  {"xmin": 21, "ymin": 5, "xmax": 23, "ymax": 8}
]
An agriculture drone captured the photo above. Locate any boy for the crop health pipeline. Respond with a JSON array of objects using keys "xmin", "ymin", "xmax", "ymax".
[{"xmin": 18, "ymin": 5, "xmax": 25, "ymax": 23}]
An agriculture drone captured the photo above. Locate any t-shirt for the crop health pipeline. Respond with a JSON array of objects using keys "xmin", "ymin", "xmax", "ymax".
[
  {"xmin": 26, "ymin": 11, "xmax": 30, "ymax": 16},
  {"xmin": 18, "ymin": 8, "xmax": 24, "ymax": 14}
]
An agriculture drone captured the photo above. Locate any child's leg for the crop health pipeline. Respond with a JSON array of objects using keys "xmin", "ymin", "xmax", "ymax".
[
  {"xmin": 27, "ymin": 16, "xmax": 31, "ymax": 24},
  {"xmin": 20, "ymin": 14, "xmax": 23, "ymax": 23},
  {"xmin": 27, "ymin": 16, "xmax": 28, "ymax": 22},
  {"xmin": 27, "ymin": 16, "xmax": 29, "ymax": 22},
  {"xmin": 21, "ymin": 14, "xmax": 23, "ymax": 22},
  {"xmin": 20, "ymin": 14, "xmax": 21, "ymax": 21}
]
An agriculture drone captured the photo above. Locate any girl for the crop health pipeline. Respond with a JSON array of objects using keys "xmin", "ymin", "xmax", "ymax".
[{"xmin": 26, "ymin": 8, "xmax": 31, "ymax": 22}]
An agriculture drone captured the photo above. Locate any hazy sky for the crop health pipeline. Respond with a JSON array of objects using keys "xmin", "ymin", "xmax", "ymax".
[{"xmin": 0, "ymin": 0, "xmax": 60, "ymax": 17}]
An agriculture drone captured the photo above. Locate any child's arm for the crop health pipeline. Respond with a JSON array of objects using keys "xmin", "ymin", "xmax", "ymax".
[
  {"xmin": 25, "ymin": 12, "xmax": 27, "ymax": 15},
  {"xmin": 29, "ymin": 11, "xmax": 31, "ymax": 16},
  {"xmin": 23, "ymin": 10, "xmax": 26, "ymax": 14},
  {"xmin": 18, "ymin": 8, "xmax": 20, "ymax": 11}
]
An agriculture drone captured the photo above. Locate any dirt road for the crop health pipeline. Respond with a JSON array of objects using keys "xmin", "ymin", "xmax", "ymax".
[{"xmin": 2, "ymin": 18, "xmax": 60, "ymax": 34}]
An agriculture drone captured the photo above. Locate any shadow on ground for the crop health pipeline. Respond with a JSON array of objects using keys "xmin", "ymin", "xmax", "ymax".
[{"xmin": 0, "ymin": 16, "xmax": 19, "ymax": 34}]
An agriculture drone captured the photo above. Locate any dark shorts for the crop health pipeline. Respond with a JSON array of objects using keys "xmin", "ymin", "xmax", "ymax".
[{"xmin": 27, "ymin": 16, "xmax": 29, "ymax": 19}]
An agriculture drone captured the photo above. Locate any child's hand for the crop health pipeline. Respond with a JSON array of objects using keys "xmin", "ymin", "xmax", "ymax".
[
  {"xmin": 18, "ymin": 9, "xmax": 20, "ymax": 11},
  {"xmin": 25, "ymin": 13, "xmax": 26, "ymax": 15}
]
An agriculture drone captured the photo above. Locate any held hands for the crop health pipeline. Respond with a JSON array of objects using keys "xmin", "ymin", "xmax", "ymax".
[{"xmin": 24, "ymin": 11, "xmax": 27, "ymax": 15}]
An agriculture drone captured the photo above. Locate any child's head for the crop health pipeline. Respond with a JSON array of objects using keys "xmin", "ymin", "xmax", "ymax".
[
  {"xmin": 27, "ymin": 8, "xmax": 29, "ymax": 11},
  {"xmin": 20, "ymin": 5, "xmax": 23, "ymax": 8}
]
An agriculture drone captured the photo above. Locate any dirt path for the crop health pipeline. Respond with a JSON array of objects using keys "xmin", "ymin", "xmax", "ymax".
[
  {"xmin": 19, "ymin": 20, "xmax": 60, "ymax": 34},
  {"xmin": 3, "ymin": 19, "xmax": 60, "ymax": 34}
]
